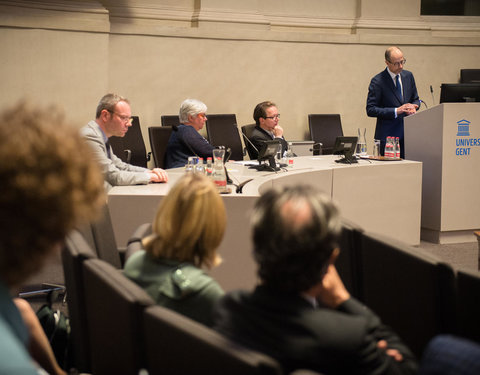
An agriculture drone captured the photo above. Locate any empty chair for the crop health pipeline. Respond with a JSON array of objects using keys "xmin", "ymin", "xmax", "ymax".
[
  {"xmin": 456, "ymin": 268, "xmax": 480, "ymax": 343},
  {"xmin": 359, "ymin": 232, "xmax": 456, "ymax": 357},
  {"xmin": 83, "ymin": 258, "xmax": 154, "ymax": 375},
  {"xmin": 61, "ymin": 230, "xmax": 98, "ymax": 373},
  {"xmin": 124, "ymin": 222, "xmax": 152, "ymax": 263},
  {"xmin": 143, "ymin": 304, "xmax": 283, "ymax": 375},
  {"xmin": 308, "ymin": 114, "xmax": 343, "ymax": 155},
  {"xmin": 241, "ymin": 123, "xmax": 257, "ymax": 160},
  {"xmin": 161, "ymin": 114, "xmax": 181, "ymax": 127},
  {"xmin": 148, "ymin": 126, "xmax": 173, "ymax": 169},
  {"xmin": 206, "ymin": 114, "xmax": 244, "ymax": 160},
  {"xmin": 109, "ymin": 116, "xmax": 150, "ymax": 168},
  {"xmin": 460, "ymin": 69, "xmax": 480, "ymax": 83}
]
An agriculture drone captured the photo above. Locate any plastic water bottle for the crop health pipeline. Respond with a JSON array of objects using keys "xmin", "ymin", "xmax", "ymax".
[
  {"xmin": 206, "ymin": 157, "xmax": 213, "ymax": 177},
  {"xmin": 384, "ymin": 137, "xmax": 394, "ymax": 159},
  {"xmin": 285, "ymin": 142, "xmax": 294, "ymax": 167},
  {"xmin": 194, "ymin": 157, "xmax": 205, "ymax": 174},
  {"xmin": 395, "ymin": 137, "xmax": 401, "ymax": 159}
]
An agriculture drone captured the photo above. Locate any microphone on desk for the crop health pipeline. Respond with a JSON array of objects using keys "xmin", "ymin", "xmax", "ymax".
[
  {"xmin": 236, "ymin": 178, "xmax": 253, "ymax": 194},
  {"xmin": 430, "ymin": 85, "xmax": 435, "ymax": 106},
  {"xmin": 235, "ymin": 123, "xmax": 260, "ymax": 157}
]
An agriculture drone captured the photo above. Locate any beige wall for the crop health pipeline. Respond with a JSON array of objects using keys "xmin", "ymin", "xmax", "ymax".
[{"xmin": 1, "ymin": 0, "xmax": 479, "ymax": 158}]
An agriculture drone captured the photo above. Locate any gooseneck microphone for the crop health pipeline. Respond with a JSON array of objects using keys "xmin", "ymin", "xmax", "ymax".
[
  {"xmin": 430, "ymin": 85, "xmax": 435, "ymax": 106},
  {"xmin": 419, "ymin": 99, "xmax": 428, "ymax": 109},
  {"xmin": 236, "ymin": 124, "xmax": 260, "ymax": 156}
]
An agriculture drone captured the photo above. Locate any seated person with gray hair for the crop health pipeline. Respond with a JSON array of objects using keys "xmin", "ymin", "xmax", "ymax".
[
  {"xmin": 214, "ymin": 185, "xmax": 418, "ymax": 374},
  {"xmin": 164, "ymin": 99, "xmax": 215, "ymax": 169}
]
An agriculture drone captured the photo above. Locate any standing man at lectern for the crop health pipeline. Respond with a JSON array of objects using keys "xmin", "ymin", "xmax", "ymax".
[
  {"xmin": 366, "ymin": 46, "xmax": 420, "ymax": 159},
  {"xmin": 249, "ymin": 101, "xmax": 288, "ymax": 160}
]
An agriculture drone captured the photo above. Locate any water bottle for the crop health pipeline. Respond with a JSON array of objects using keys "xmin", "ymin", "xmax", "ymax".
[
  {"xmin": 285, "ymin": 142, "xmax": 294, "ymax": 167},
  {"xmin": 395, "ymin": 137, "xmax": 401, "ymax": 159},
  {"xmin": 384, "ymin": 137, "xmax": 393, "ymax": 159},
  {"xmin": 206, "ymin": 157, "xmax": 213, "ymax": 177},
  {"xmin": 194, "ymin": 157, "xmax": 205, "ymax": 174}
]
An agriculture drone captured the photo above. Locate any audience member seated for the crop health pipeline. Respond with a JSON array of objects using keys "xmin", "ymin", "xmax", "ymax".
[
  {"xmin": 124, "ymin": 173, "xmax": 226, "ymax": 327},
  {"xmin": 419, "ymin": 334, "xmax": 480, "ymax": 375},
  {"xmin": 214, "ymin": 185, "xmax": 418, "ymax": 374},
  {"xmin": 249, "ymin": 101, "xmax": 288, "ymax": 160},
  {"xmin": 0, "ymin": 102, "xmax": 104, "ymax": 374},
  {"xmin": 81, "ymin": 93, "xmax": 168, "ymax": 190},
  {"xmin": 164, "ymin": 99, "xmax": 215, "ymax": 169}
]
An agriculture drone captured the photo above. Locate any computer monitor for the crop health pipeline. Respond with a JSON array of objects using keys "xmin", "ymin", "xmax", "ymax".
[
  {"xmin": 439, "ymin": 83, "xmax": 480, "ymax": 103},
  {"xmin": 247, "ymin": 139, "xmax": 281, "ymax": 171},
  {"xmin": 333, "ymin": 136, "xmax": 358, "ymax": 164}
]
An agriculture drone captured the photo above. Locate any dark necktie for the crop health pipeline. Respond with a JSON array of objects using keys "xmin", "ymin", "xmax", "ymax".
[
  {"xmin": 395, "ymin": 74, "xmax": 402, "ymax": 100},
  {"xmin": 105, "ymin": 140, "xmax": 111, "ymax": 159}
]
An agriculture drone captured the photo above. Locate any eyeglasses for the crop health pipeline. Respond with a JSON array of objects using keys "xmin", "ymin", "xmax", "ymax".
[
  {"xmin": 388, "ymin": 59, "xmax": 406, "ymax": 67},
  {"xmin": 108, "ymin": 110, "xmax": 133, "ymax": 124},
  {"xmin": 264, "ymin": 114, "xmax": 280, "ymax": 120}
]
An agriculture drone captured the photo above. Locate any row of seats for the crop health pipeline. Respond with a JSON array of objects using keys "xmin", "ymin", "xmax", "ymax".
[
  {"xmin": 109, "ymin": 114, "xmax": 345, "ymax": 168},
  {"xmin": 71, "ymin": 205, "xmax": 480, "ymax": 372},
  {"xmin": 338, "ymin": 221, "xmax": 480, "ymax": 358},
  {"xmin": 62, "ymin": 230, "xmax": 286, "ymax": 375}
]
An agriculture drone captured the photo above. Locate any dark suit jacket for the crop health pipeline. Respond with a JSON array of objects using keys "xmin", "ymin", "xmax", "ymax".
[
  {"xmin": 249, "ymin": 125, "xmax": 288, "ymax": 160},
  {"xmin": 366, "ymin": 68, "xmax": 420, "ymax": 158},
  {"xmin": 214, "ymin": 285, "xmax": 418, "ymax": 375}
]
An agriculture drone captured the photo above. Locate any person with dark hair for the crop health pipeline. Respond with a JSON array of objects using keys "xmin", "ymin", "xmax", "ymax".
[
  {"xmin": 81, "ymin": 93, "xmax": 168, "ymax": 190},
  {"xmin": 366, "ymin": 46, "xmax": 420, "ymax": 158},
  {"xmin": 0, "ymin": 101, "xmax": 105, "ymax": 374},
  {"xmin": 249, "ymin": 101, "xmax": 288, "ymax": 160},
  {"xmin": 214, "ymin": 185, "xmax": 418, "ymax": 374}
]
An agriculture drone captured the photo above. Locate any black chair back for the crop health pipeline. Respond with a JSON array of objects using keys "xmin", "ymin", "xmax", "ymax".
[
  {"xmin": 83, "ymin": 258, "xmax": 154, "ymax": 375},
  {"xmin": 161, "ymin": 115, "xmax": 181, "ymax": 127},
  {"xmin": 143, "ymin": 305, "xmax": 283, "ymax": 375},
  {"xmin": 460, "ymin": 69, "xmax": 480, "ymax": 83},
  {"xmin": 308, "ymin": 114, "xmax": 343, "ymax": 155},
  {"xmin": 148, "ymin": 126, "xmax": 173, "ymax": 169},
  {"xmin": 359, "ymin": 232, "xmax": 456, "ymax": 357},
  {"xmin": 241, "ymin": 123, "xmax": 257, "ymax": 160},
  {"xmin": 456, "ymin": 268, "xmax": 480, "ymax": 342},
  {"xmin": 89, "ymin": 204, "xmax": 122, "ymax": 268},
  {"xmin": 109, "ymin": 116, "xmax": 150, "ymax": 168},
  {"xmin": 61, "ymin": 230, "xmax": 98, "ymax": 373},
  {"xmin": 206, "ymin": 114, "xmax": 244, "ymax": 161}
]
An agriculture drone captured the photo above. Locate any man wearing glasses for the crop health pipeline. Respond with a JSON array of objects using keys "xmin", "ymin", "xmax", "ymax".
[
  {"xmin": 81, "ymin": 93, "xmax": 168, "ymax": 191},
  {"xmin": 366, "ymin": 46, "xmax": 420, "ymax": 159},
  {"xmin": 249, "ymin": 101, "xmax": 288, "ymax": 160}
]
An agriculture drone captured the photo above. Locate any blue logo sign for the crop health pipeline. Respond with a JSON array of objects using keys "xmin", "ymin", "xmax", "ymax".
[{"xmin": 456, "ymin": 119, "xmax": 470, "ymax": 137}]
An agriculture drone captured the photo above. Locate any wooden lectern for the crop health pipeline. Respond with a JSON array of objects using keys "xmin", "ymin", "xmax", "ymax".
[{"xmin": 405, "ymin": 103, "xmax": 480, "ymax": 244}]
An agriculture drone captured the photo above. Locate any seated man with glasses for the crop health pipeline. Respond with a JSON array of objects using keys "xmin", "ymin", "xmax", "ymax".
[
  {"xmin": 366, "ymin": 46, "xmax": 420, "ymax": 159},
  {"xmin": 248, "ymin": 101, "xmax": 288, "ymax": 160},
  {"xmin": 81, "ymin": 93, "xmax": 168, "ymax": 191}
]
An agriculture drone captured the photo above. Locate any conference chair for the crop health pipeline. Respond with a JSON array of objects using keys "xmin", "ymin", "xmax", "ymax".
[
  {"xmin": 148, "ymin": 126, "xmax": 173, "ymax": 169},
  {"xmin": 206, "ymin": 114, "xmax": 244, "ymax": 161},
  {"xmin": 241, "ymin": 123, "xmax": 257, "ymax": 160},
  {"xmin": 336, "ymin": 220, "xmax": 363, "ymax": 299},
  {"xmin": 456, "ymin": 268, "xmax": 480, "ymax": 342},
  {"xmin": 83, "ymin": 258, "xmax": 155, "ymax": 375},
  {"xmin": 124, "ymin": 222, "xmax": 152, "ymax": 263},
  {"xmin": 308, "ymin": 114, "xmax": 343, "ymax": 155},
  {"xmin": 460, "ymin": 69, "xmax": 480, "ymax": 83},
  {"xmin": 358, "ymin": 232, "xmax": 456, "ymax": 357},
  {"xmin": 109, "ymin": 116, "xmax": 151, "ymax": 168},
  {"xmin": 61, "ymin": 230, "xmax": 98, "ymax": 373},
  {"xmin": 161, "ymin": 114, "xmax": 181, "ymax": 127},
  {"xmin": 143, "ymin": 304, "xmax": 283, "ymax": 375}
]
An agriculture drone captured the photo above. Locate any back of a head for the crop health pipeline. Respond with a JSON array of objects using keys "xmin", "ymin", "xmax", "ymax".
[
  {"xmin": 0, "ymin": 101, "xmax": 105, "ymax": 287},
  {"xmin": 144, "ymin": 173, "xmax": 226, "ymax": 268},
  {"xmin": 252, "ymin": 185, "xmax": 341, "ymax": 293}
]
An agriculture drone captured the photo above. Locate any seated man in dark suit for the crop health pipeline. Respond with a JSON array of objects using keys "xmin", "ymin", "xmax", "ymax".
[
  {"xmin": 214, "ymin": 185, "xmax": 418, "ymax": 375},
  {"xmin": 248, "ymin": 101, "xmax": 288, "ymax": 160}
]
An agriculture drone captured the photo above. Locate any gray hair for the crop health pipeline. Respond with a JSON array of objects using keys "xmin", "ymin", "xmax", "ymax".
[{"xmin": 179, "ymin": 99, "xmax": 207, "ymax": 124}]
